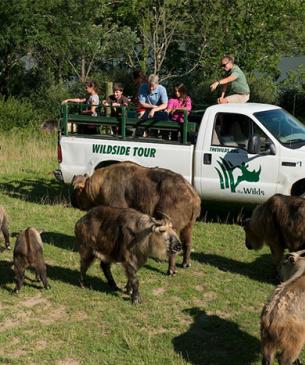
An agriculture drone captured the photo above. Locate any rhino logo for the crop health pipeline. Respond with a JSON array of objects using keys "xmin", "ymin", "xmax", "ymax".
[{"xmin": 215, "ymin": 157, "xmax": 261, "ymax": 193}]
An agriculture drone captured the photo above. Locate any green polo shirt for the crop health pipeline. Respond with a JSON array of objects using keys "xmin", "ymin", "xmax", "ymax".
[{"xmin": 228, "ymin": 65, "xmax": 250, "ymax": 95}]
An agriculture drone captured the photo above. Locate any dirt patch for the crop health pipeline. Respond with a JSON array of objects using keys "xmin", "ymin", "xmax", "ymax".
[
  {"xmin": 0, "ymin": 311, "xmax": 31, "ymax": 332},
  {"xmin": 39, "ymin": 305, "xmax": 67, "ymax": 325},
  {"xmin": 22, "ymin": 293, "xmax": 51, "ymax": 308},
  {"xmin": 56, "ymin": 359, "xmax": 80, "ymax": 365},
  {"xmin": 152, "ymin": 287, "xmax": 165, "ymax": 296}
]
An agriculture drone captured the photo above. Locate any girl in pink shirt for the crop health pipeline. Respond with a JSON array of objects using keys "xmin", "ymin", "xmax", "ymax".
[{"xmin": 167, "ymin": 83, "xmax": 192, "ymax": 123}]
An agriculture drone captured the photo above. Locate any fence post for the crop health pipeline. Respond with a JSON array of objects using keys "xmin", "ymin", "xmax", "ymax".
[{"xmin": 105, "ymin": 81, "xmax": 113, "ymax": 117}]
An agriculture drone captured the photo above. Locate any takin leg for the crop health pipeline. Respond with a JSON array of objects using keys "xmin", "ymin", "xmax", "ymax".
[
  {"xmin": 279, "ymin": 340, "xmax": 304, "ymax": 365},
  {"xmin": 1, "ymin": 224, "xmax": 10, "ymax": 250},
  {"xmin": 261, "ymin": 331, "xmax": 277, "ymax": 365},
  {"xmin": 36, "ymin": 263, "xmax": 50, "ymax": 289},
  {"xmin": 180, "ymin": 222, "xmax": 193, "ymax": 268},
  {"xmin": 13, "ymin": 264, "xmax": 25, "ymax": 293},
  {"xmin": 100, "ymin": 262, "xmax": 118, "ymax": 290},
  {"xmin": 270, "ymin": 244, "xmax": 284, "ymax": 270},
  {"xmin": 122, "ymin": 258, "xmax": 141, "ymax": 304},
  {"xmin": 79, "ymin": 247, "xmax": 95, "ymax": 288},
  {"xmin": 168, "ymin": 253, "xmax": 177, "ymax": 276}
]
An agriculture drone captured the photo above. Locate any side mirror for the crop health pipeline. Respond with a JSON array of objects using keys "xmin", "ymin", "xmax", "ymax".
[
  {"xmin": 265, "ymin": 141, "xmax": 276, "ymax": 155},
  {"xmin": 248, "ymin": 136, "xmax": 276, "ymax": 155},
  {"xmin": 248, "ymin": 135, "xmax": 261, "ymax": 154}
]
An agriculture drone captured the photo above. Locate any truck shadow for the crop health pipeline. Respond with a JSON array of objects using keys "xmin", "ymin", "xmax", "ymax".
[
  {"xmin": 0, "ymin": 178, "xmax": 71, "ymax": 205},
  {"xmin": 172, "ymin": 307, "xmax": 260, "ymax": 365},
  {"xmin": 192, "ymin": 252, "xmax": 275, "ymax": 284}
]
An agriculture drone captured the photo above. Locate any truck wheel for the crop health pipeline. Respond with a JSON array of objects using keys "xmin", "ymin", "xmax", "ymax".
[{"xmin": 95, "ymin": 160, "xmax": 120, "ymax": 170}]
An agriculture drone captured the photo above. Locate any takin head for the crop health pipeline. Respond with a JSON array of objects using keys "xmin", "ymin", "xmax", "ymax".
[
  {"xmin": 279, "ymin": 249, "xmax": 305, "ymax": 282},
  {"xmin": 242, "ymin": 218, "xmax": 264, "ymax": 251},
  {"xmin": 70, "ymin": 174, "xmax": 90, "ymax": 210}
]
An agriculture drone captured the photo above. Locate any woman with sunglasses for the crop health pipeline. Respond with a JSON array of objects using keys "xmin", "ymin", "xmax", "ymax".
[{"xmin": 210, "ymin": 55, "xmax": 250, "ymax": 104}]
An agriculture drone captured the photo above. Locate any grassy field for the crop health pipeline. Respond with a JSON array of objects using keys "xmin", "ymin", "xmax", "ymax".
[{"xmin": 0, "ymin": 130, "xmax": 292, "ymax": 365}]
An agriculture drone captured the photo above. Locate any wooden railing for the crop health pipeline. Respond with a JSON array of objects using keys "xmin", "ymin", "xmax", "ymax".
[{"xmin": 60, "ymin": 103, "xmax": 205, "ymax": 145}]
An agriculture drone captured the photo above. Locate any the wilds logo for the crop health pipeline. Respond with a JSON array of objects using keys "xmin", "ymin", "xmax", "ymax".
[{"xmin": 215, "ymin": 157, "xmax": 261, "ymax": 193}]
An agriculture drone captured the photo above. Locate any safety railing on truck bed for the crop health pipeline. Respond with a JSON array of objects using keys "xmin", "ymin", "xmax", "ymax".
[{"xmin": 60, "ymin": 103, "xmax": 206, "ymax": 145}]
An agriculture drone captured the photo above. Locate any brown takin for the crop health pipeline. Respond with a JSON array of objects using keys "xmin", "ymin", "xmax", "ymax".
[
  {"xmin": 243, "ymin": 194, "xmax": 305, "ymax": 270},
  {"xmin": 261, "ymin": 249, "xmax": 305, "ymax": 365},
  {"xmin": 74, "ymin": 205, "xmax": 182, "ymax": 304},
  {"xmin": 71, "ymin": 161, "xmax": 201, "ymax": 275},
  {"xmin": 13, "ymin": 227, "xmax": 50, "ymax": 292},
  {"xmin": 0, "ymin": 206, "xmax": 10, "ymax": 250}
]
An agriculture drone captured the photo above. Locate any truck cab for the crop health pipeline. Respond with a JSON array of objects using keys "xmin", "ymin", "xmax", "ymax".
[{"xmin": 194, "ymin": 103, "xmax": 305, "ymax": 204}]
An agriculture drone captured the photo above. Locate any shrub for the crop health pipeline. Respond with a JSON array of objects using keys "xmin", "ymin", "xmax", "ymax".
[
  {"xmin": 247, "ymin": 74, "xmax": 279, "ymax": 104},
  {"xmin": 0, "ymin": 96, "xmax": 39, "ymax": 131}
]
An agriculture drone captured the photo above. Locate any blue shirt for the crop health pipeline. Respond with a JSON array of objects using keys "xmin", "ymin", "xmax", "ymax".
[{"xmin": 138, "ymin": 84, "xmax": 168, "ymax": 106}]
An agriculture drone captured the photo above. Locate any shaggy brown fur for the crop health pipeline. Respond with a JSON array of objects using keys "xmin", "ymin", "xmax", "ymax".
[
  {"xmin": 0, "ymin": 206, "xmax": 10, "ymax": 250},
  {"xmin": 13, "ymin": 227, "xmax": 49, "ymax": 292},
  {"xmin": 261, "ymin": 250, "xmax": 305, "ymax": 365},
  {"xmin": 71, "ymin": 161, "xmax": 201, "ymax": 275},
  {"xmin": 75, "ymin": 206, "xmax": 182, "ymax": 303},
  {"xmin": 244, "ymin": 194, "xmax": 305, "ymax": 268}
]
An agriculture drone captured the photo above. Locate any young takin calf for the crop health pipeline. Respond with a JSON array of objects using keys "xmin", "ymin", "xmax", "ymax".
[
  {"xmin": 0, "ymin": 206, "xmax": 10, "ymax": 250},
  {"xmin": 13, "ymin": 227, "xmax": 49, "ymax": 292},
  {"xmin": 261, "ymin": 249, "xmax": 305, "ymax": 365},
  {"xmin": 75, "ymin": 206, "xmax": 182, "ymax": 304}
]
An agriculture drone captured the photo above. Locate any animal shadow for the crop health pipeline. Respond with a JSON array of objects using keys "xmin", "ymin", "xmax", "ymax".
[
  {"xmin": 172, "ymin": 307, "xmax": 260, "ymax": 365},
  {"xmin": 0, "ymin": 178, "xmax": 71, "ymax": 205},
  {"xmin": 46, "ymin": 263, "xmax": 120, "ymax": 297},
  {"xmin": 192, "ymin": 252, "xmax": 275, "ymax": 284},
  {"xmin": 0, "ymin": 259, "xmax": 14, "ymax": 288},
  {"xmin": 41, "ymin": 231, "xmax": 76, "ymax": 251}
]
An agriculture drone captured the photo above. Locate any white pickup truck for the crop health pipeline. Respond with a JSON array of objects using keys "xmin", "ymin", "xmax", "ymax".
[{"xmin": 54, "ymin": 103, "xmax": 305, "ymax": 205}]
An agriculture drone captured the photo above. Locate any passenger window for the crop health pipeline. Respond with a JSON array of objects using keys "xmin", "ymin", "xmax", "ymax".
[{"xmin": 212, "ymin": 112, "xmax": 270, "ymax": 152}]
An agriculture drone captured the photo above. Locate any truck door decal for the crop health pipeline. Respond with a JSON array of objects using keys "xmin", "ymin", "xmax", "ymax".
[{"xmin": 215, "ymin": 157, "xmax": 262, "ymax": 193}]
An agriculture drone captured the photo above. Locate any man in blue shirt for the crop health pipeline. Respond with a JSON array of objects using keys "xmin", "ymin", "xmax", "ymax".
[{"xmin": 138, "ymin": 74, "xmax": 168, "ymax": 120}]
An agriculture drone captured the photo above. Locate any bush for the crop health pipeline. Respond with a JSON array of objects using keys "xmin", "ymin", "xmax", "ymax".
[
  {"xmin": 247, "ymin": 74, "xmax": 278, "ymax": 104},
  {"xmin": 277, "ymin": 66, "xmax": 305, "ymax": 122},
  {"xmin": 0, "ymin": 96, "xmax": 39, "ymax": 131}
]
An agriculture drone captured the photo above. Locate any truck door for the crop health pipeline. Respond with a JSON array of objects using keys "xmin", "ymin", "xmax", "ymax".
[{"xmin": 198, "ymin": 112, "xmax": 280, "ymax": 204}]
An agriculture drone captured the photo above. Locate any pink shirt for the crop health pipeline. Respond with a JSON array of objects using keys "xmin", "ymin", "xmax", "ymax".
[{"xmin": 167, "ymin": 96, "xmax": 192, "ymax": 123}]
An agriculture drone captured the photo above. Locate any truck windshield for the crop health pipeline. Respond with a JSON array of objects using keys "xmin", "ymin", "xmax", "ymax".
[{"xmin": 254, "ymin": 109, "xmax": 305, "ymax": 148}]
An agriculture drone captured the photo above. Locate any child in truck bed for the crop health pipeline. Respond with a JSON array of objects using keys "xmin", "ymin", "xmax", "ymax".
[{"xmin": 167, "ymin": 83, "xmax": 192, "ymax": 124}]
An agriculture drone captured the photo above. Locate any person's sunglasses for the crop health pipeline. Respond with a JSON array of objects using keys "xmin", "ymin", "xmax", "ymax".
[{"xmin": 221, "ymin": 62, "xmax": 229, "ymax": 68}]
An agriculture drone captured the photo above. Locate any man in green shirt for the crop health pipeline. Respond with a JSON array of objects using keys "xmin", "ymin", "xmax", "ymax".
[{"xmin": 210, "ymin": 55, "xmax": 250, "ymax": 103}]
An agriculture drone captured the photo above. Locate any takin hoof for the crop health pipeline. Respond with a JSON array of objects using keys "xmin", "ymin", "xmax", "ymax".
[
  {"xmin": 182, "ymin": 262, "xmax": 191, "ymax": 268},
  {"xmin": 109, "ymin": 283, "xmax": 119, "ymax": 291},
  {"xmin": 167, "ymin": 268, "xmax": 176, "ymax": 276},
  {"xmin": 79, "ymin": 280, "xmax": 86, "ymax": 289},
  {"xmin": 5, "ymin": 244, "xmax": 11, "ymax": 250},
  {"xmin": 131, "ymin": 295, "xmax": 142, "ymax": 304},
  {"xmin": 11, "ymin": 288, "xmax": 19, "ymax": 295}
]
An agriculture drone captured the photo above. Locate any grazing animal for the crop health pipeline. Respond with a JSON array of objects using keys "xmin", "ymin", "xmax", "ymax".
[
  {"xmin": 13, "ymin": 227, "xmax": 49, "ymax": 292},
  {"xmin": 71, "ymin": 161, "xmax": 201, "ymax": 275},
  {"xmin": 243, "ymin": 194, "xmax": 305, "ymax": 269},
  {"xmin": 0, "ymin": 206, "xmax": 10, "ymax": 250},
  {"xmin": 261, "ymin": 249, "xmax": 305, "ymax": 365},
  {"xmin": 41, "ymin": 119, "xmax": 58, "ymax": 132},
  {"xmin": 75, "ymin": 205, "xmax": 182, "ymax": 303}
]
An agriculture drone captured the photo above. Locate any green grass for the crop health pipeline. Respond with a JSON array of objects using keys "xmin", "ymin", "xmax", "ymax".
[{"xmin": 0, "ymin": 129, "xmax": 294, "ymax": 365}]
